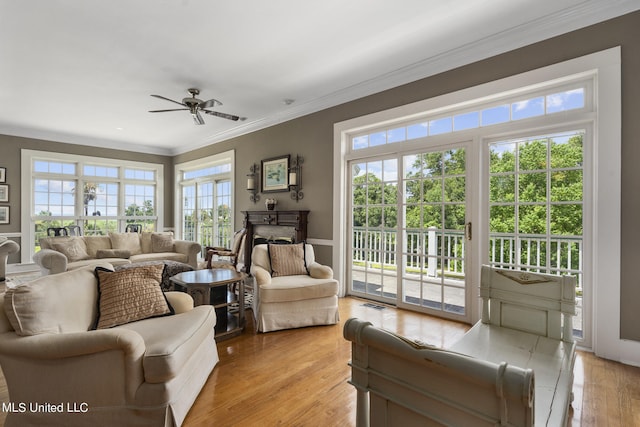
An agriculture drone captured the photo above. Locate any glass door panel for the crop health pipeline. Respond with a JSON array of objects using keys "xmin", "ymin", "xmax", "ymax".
[
  {"xmin": 401, "ymin": 147, "xmax": 468, "ymax": 319},
  {"xmin": 488, "ymin": 130, "xmax": 585, "ymax": 339},
  {"xmin": 350, "ymin": 159, "xmax": 399, "ymax": 302}
]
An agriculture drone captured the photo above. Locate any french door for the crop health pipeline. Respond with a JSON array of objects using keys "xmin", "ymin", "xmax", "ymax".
[
  {"xmin": 348, "ymin": 142, "xmax": 471, "ymax": 322},
  {"xmin": 181, "ymin": 179, "xmax": 232, "ymax": 255}
]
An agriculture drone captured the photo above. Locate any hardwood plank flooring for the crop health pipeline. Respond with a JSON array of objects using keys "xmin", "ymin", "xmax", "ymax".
[
  {"xmin": 0, "ymin": 297, "xmax": 638, "ymax": 426},
  {"xmin": 183, "ymin": 298, "xmax": 640, "ymax": 426}
]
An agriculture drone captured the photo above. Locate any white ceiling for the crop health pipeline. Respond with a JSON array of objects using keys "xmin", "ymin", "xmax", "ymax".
[{"xmin": 1, "ymin": 1, "xmax": 638, "ymax": 156}]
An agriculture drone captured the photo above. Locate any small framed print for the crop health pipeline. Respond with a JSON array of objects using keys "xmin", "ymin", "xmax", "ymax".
[
  {"xmin": 0, "ymin": 206, "xmax": 8, "ymax": 225},
  {"xmin": 261, "ymin": 155, "xmax": 290, "ymax": 192},
  {"xmin": 0, "ymin": 185, "xmax": 7, "ymax": 203},
  {"xmin": 0, "ymin": 167, "xmax": 5, "ymax": 183}
]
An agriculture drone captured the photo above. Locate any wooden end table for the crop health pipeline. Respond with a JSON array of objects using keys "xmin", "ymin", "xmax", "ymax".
[{"xmin": 170, "ymin": 269, "xmax": 246, "ymax": 340}]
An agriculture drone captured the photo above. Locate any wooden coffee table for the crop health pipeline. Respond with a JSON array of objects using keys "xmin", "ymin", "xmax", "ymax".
[{"xmin": 170, "ymin": 269, "xmax": 246, "ymax": 340}]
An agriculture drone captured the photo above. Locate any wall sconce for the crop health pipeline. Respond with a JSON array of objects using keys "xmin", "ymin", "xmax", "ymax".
[
  {"xmin": 289, "ymin": 154, "xmax": 304, "ymax": 201},
  {"xmin": 247, "ymin": 163, "xmax": 260, "ymax": 203}
]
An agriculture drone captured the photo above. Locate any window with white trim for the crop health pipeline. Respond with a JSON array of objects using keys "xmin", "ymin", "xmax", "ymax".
[
  {"xmin": 22, "ymin": 150, "xmax": 163, "ymax": 260},
  {"xmin": 175, "ymin": 151, "xmax": 235, "ymax": 256}
]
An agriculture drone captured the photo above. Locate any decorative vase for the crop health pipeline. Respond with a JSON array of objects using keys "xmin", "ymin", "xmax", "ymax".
[{"xmin": 265, "ymin": 199, "xmax": 277, "ymax": 211}]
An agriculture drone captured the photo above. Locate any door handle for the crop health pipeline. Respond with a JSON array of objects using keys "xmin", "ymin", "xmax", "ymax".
[{"xmin": 465, "ymin": 222, "xmax": 472, "ymax": 240}]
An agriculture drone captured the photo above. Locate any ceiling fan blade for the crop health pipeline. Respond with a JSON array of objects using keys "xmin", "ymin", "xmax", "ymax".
[
  {"xmin": 202, "ymin": 109, "xmax": 240, "ymax": 121},
  {"xmin": 193, "ymin": 111, "xmax": 205, "ymax": 125},
  {"xmin": 149, "ymin": 108, "xmax": 189, "ymax": 113},
  {"xmin": 199, "ymin": 98, "xmax": 222, "ymax": 109},
  {"xmin": 150, "ymin": 94, "xmax": 186, "ymax": 107}
]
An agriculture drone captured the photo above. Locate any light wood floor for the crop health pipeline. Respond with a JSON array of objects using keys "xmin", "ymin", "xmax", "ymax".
[
  {"xmin": 0, "ymin": 297, "xmax": 639, "ymax": 426},
  {"xmin": 182, "ymin": 298, "xmax": 640, "ymax": 427}
]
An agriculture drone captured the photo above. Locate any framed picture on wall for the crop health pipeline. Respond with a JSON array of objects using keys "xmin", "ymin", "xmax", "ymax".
[
  {"xmin": 0, "ymin": 167, "xmax": 5, "ymax": 183},
  {"xmin": 261, "ymin": 155, "xmax": 290, "ymax": 192},
  {"xmin": 0, "ymin": 185, "xmax": 7, "ymax": 202},
  {"xmin": 0, "ymin": 206, "xmax": 8, "ymax": 224}
]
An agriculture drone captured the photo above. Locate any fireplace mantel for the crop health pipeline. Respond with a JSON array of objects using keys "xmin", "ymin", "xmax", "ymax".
[{"xmin": 241, "ymin": 210, "xmax": 309, "ymax": 272}]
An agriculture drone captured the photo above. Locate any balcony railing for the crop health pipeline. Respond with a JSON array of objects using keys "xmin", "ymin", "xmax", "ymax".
[{"xmin": 352, "ymin": 227, "xmax": 583, "ymax": 290}]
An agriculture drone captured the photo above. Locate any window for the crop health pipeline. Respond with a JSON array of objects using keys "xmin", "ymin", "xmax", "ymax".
[
  {"xmin": 175, "ymin": 151, "xmax": 235, "ymax": 256},
  {"xmin": 22, "ymin": 150, "xmax": 163, "ymax": 260},
  {"xmin": 351, "ymin": 86, "xmax": 586, "ymax": 151}
]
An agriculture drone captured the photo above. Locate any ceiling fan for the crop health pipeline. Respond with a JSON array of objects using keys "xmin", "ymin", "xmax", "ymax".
[{"xmin": 149, "ymin": 88, "xmax": 243, "ymax": 125}]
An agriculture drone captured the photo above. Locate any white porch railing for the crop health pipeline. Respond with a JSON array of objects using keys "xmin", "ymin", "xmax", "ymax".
[{"xmin": 351, "ymin": 227, "xmax": 583, "ymax": 290}]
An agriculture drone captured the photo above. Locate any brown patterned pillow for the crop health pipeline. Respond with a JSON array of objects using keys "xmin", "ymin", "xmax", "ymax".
[
  {"xmin": 94, "ymin": 264, "xmax": 173, "ymax": 329},
  {"xmin": 268, "ymin": 243, "xmax": 308, "ymax": 277}
]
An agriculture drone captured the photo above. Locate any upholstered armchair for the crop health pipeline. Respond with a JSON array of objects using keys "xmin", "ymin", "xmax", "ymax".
[
  {"xmin": 250, "ymin": 243, "xmax": 339, "ymax": 332},
  {"xmin": 0, "ymin": 237, "xmax": 19, "ymax": 281}
]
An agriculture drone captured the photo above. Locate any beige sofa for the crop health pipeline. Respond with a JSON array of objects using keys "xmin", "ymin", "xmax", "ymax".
[
  {"xmin": 250, "ymin": 243, "xmax": 339, "ymax": 332},
  {"xmin": 33, "ymin": 232, "xmax": 201, "ymax": 275},
  {"xmin": 0, "ymin": 264, "xmax": 218, "ymax": 427}
]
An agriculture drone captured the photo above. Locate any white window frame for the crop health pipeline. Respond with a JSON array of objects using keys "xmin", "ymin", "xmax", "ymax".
[
  {"xmin": 174, "ymin": 150, "xmax": 235, "ymax": 246},
  {"xmin": 21, "ymin": 149, "xmax": 164, "ymax": 263},
  {"xmin": 334, "ymin": 47, "xmax": 636, "ymax": 365}
]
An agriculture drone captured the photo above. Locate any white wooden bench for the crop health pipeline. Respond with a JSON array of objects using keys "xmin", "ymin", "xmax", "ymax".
[{"xmin": 344, "ymin": 265, "xmax": 576, "ymax": 427}]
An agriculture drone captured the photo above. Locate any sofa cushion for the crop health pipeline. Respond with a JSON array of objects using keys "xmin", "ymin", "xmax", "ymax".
[
  {"xmin": 116, "ymin": 305, "xmax": 216, "ymax": 383},
  {"xmin": 259, "ymin": 275, "xmax": 339, "ymax": 303},
  {"xmin": 67, "ymin": 258, "xmax": 131, "ymax": 270},
  {"xmin": 268, "ymin": 243, "xmax": 308, "ymax": 277},
  {"xmin": 130, "ymin": 252, "xmax": 188, "ymax": 265},
  {"xmin": 83, "ymin": 235, "xmax": 113, "ymax": 258},
  {"xmin": 151, "ymin": 233, "xmax": 174, "ymax": 253},
  {"xmin": 49, "ymin": 237, "xmax": 90, "ymax": 262},
  {"xmin": 109, "ymin": 232, "xmax": 142, "ymax": 255},
  {"xmin": 94, "ymin": 264, "xmax": 173, "ymax": 329},
  {"xmin": 4, "ymin": 268, "xmax": 98, "ymax": 336}
]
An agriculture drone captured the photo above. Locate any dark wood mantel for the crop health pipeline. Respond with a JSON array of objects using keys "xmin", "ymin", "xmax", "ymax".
[{"xmin": 241, "ymin": 210, "xmax": 309, "ymax": 272}]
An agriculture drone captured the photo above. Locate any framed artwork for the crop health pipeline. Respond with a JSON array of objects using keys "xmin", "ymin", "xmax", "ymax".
[
  {"xmin": 0, "ymin": 167, "xmax": 5, "ymax": 183},
  {"xmin": 0, "ymin": 185, "xmax": 7, "ymax": 202},
  {"xmin": 261, "ymin": 155, "xmax": 290, "ymax": 192},
  {"xmin": 0, "ymin": 206, "xmax": 8, "ymax": 224}
]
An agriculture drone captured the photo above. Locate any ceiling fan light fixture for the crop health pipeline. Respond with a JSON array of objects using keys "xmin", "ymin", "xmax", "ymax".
[{"xmin": 149, "ymin": 88, "xmax": 243, "ymax": 125}]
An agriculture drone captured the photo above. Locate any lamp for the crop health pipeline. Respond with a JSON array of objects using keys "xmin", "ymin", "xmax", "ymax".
[
  {"xmin": 289, "ymin": 154, "xmax": 303, "ymax": 201},
  {"xmin": 247, "ymin": 163, "xmax": 260, "ymax": 203}
]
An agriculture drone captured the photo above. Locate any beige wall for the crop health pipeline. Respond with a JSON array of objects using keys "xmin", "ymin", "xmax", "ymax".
[{"xmin": 2, "ymin": 11, "xmax": 639, "ymax": 340}]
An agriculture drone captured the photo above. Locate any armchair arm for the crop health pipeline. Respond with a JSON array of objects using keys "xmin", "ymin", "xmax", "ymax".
[
  {"xmin": 251, "ymin": 265, "xmax": 272, "ymax": 286},
  {"xmin": 308, "ymin": 262, "xmax": 334, "ymax": 279},
  {"xmin": 173, "ymin": 240, "xmax": 202, "ymax": 269},
  {"xmin": 0, "ymin": 329, "xmax": 146, "ymax": 405},
  {"xmin": 165, "ymin": 291, "xmax": 194, "ymax": 313},
  {"xmin": 32, "ymin": 248, "xmax": 68, "ymax": 275},
  {"xmin": 0, "ymin": 328, "xmax": 145, "ymax": 360}
]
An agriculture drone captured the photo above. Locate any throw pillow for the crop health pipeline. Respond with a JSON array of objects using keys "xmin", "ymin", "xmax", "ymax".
[
  {"xmin": 84, "ymin": 235, "xmax": 113, "ymax": 258},
  {"xmin": 96, "ymin": 249, "xmax": 131, "ymax": 259},
  {"xmin": 141, "ymin": 231, "xmax": 173, "ymax": 253},
  {"xmin": 151, "ymin": 233, "xmax": 174, "ymax": 253},
  {"xmin": 109, "ymin": 232, "xmax": 142, "ymax": 255},
  {"xmin": 94, "ymin": 264, "xmax": 173, "ymax": 329},
  {"xmin": 268, "ymin": 243, "xmax": 308, "ymax": 277},
  {"xmin": 50, "ymin": 238, "xmax": 90, "ymax": 262}
]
